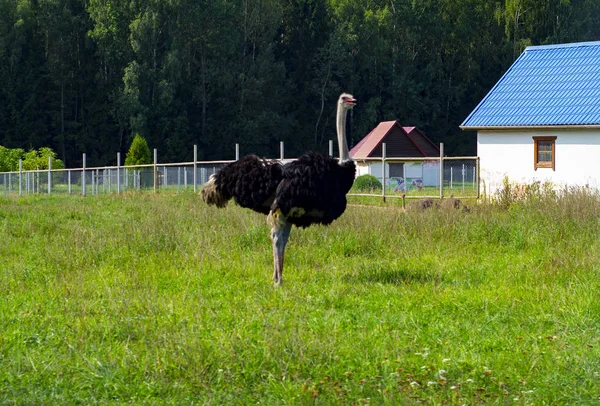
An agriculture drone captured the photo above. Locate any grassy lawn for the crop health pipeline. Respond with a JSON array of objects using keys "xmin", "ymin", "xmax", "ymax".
[
  {"xmin": 349, "ymin": 184, "xmax": 477, "ymax": 199},
  {"xmin": 1, "ymin": 192, "xmax": 599, "ymax": 404}
]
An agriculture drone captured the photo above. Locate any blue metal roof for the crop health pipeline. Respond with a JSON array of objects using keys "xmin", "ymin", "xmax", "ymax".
[{"xmin": 461, "ymin": 41, "xmax": 600, "ymax": 128}]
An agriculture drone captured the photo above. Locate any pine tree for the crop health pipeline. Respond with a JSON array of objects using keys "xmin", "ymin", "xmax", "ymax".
[{"xmin": 124, "ymin": 134, "xmax": 151, "ymax": 166}]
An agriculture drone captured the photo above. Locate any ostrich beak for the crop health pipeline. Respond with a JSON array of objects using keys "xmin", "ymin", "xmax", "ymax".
[{"xmin": 344, "ymin": 98, "xmax": 357, "ymax": 106}]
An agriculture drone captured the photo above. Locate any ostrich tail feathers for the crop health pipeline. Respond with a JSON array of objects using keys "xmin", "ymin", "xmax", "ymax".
[{"xmin": 200, "ymin": 175, "xmax": 229, "ymax": 208}]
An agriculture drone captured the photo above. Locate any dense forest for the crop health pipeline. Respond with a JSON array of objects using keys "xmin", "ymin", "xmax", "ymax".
[{"xmin": 0, "ymin": 0, "xmax": 599, "ymax": 167}]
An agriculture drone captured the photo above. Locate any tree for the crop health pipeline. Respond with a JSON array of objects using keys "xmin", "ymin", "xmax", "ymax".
[
  {"xmin": 0, "ymin": 146, "xmax": 24, "ymax": 172},
  {"xmin": 1, "ymin": 0, "xmax": 600, "ymax": 163},
  {"xmin": 124, "ymin": 133, "xmax": 151, "ymax": 166},
  {"xmin": 21, "ymin": 147, "xmax": 65, "ymax": 170}
]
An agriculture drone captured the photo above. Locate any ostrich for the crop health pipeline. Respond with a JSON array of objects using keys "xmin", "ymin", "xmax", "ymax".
[{"xmin": 200, "ymin": 93, "xmax": 357, "ymax": 286}]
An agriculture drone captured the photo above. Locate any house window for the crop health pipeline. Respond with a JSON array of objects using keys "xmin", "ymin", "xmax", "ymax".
[
  {"xmin": 389, "ymin": 163, "xmax": 404, "ymax": 178},
  {"xmin": 533, "ymin": 136, "xmax": 556, "ymax": 170}
]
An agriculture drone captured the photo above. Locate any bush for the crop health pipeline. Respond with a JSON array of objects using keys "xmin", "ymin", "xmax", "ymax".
[
  {"xmin": 125, "ymin": 134, "xmax": 151, "ymax": 166},
  {"xmin": 22, "ymin": 147, "xmax": 64, "ymax": 171},
  {"xmin": 352, "ymin": 174, "xmax": 382, "ymax": 192},
  {"xmin": 0, "ymin": 146, "xmax": 24, "ymax": 172}
]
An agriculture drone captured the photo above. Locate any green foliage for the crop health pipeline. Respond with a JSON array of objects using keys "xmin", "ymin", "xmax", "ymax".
[
  {"xmin": 124, "ymin": 134, "xmax": 151, "ymax": 166},
  {"xmin": 0, "ymin": 146, "xmax": 24, "ymax": 172},
  {"xmin": 495, "ymin": 176, "xmax": 557, "ymax": 209},
  {"xmin": 21, "ymin": 147, "xmax": 64, "ymax": 171},
  {"xmin": 352, "ymin": 174, "xmax": 382, "ymax": 192},
  {"xmin": 1, "ymin": 193, "xmax": 600, "ymax": 403},
  {"xmin": 1, "ymin": 0, "xmax": 599, "ymax": 163}
]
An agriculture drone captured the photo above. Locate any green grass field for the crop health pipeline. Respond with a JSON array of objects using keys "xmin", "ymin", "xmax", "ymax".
[{"xmin": 1, "ymin": 192, "xmax": 599, "ymax": 404}]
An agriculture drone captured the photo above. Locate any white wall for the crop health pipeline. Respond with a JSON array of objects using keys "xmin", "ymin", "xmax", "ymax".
[
  {"xmin": 478, "ymin": 129, "xmax": 600, "ymax": 195},
  {"xmin": 356, "ymin": 162, "xmax": 370, "ymax": 177}
]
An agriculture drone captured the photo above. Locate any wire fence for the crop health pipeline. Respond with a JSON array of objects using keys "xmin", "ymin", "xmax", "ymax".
[
  {"xmin": 0, "ymin": 162, "xmax": 230, "ymax": 196},
  {"xmin": 0, "ymin": 143, "xmax": 479, "ymax": 199},
  {"xmin": 349, "ymin": 143, "xmax": 479, "ymax": 200}
]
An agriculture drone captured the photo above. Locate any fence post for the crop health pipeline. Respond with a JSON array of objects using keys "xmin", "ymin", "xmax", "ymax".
[
  {"xmin": 329, "ymin": 140, "xmax": 334, "ymax": 157},
  {"xmin": 235, "ymin": 143, "xmax": 240, "ymax": 160},
  {"xmin": 19, "ymin": 159, "xmax": 22, "ymax": 196},
  {"xmin": 382, "ymin": 143, "xmax": 387, "ymax": 203},
  {"xmin": 153, "ymin": 148, "xmax": 158, "ymax": 193},
  {"xmin": 280, "ymin": 141, "xmax": 284, "ymax": 161},
  {"xmin": 68, "ymin": 170, "xmax": 71, "ymax": 194},
  {"xmin": 48, "ymin": 155, "xmax": 52, "ymax": 194},
  {"xmin": 117, "ymin": 152, "xmax": 121, "ymax": 194},
  {"xmin": 439, "ymin": 143, "xmax": 444, "ymax": 199},
  {"xmin": 193, "ymin": 145, "xmax": 198, "ymax": 192},
  {"xmin": 82, "ymin": 153, "xmax": 87, "ymax": 196}
]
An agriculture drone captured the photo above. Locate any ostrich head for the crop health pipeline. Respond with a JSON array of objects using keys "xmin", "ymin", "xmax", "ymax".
[
  {"xmin": 339, "ymin": 93, "xmax": 357, "ymax": 110},
  {"xmin": 337, "ymin": 93, "xmax": 356, "ymax": 163}
]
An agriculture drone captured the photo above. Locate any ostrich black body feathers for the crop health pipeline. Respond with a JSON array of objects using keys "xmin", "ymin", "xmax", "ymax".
[
  {"xmin": 273, "ymin": 152, "xmax": 355, "ymax": 228},
  {"xmin": 206, "ymin": 152, "xmax": 355, "ymax": 226},
  {"xmin": 213, "ymin": 155, "xmax": 283, "ymax": 215}
]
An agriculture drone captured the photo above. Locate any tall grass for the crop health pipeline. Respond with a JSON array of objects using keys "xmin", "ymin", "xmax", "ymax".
[{"xmin": 0, "ymin": 191, "xmax": 599, "ymax": 404}]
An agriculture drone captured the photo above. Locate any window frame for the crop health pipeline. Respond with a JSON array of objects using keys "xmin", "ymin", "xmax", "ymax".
[{"xmin": 533, "ymin": 136, "xmax": 556, "ymax": 171}]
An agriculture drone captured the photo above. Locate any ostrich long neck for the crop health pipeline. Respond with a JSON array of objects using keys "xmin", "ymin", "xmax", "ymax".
[{"xmin": 337, "ymin": 104, "xmax": 350, "ymax": 163}]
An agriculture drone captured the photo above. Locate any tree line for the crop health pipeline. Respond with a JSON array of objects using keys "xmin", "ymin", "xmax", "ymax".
[{"xmin": 0, "ymin": 0, "xmax": 598, "ymax": 167}]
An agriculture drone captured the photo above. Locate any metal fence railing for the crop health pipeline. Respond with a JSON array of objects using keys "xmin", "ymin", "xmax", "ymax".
[
  {"xmin": 0, "ymin": 145, "xmax": 233, "ymax": 197},
  {"xmin": 348, "ymin": 143, "xmax": 479, "ymax": 200},
  {"xmin": 0, "ymin": 162, "xmax": 231, "ymax": 197},
  {"xmin": 0, "ymin": 142, "xmax": 478, "ymax": 200}
]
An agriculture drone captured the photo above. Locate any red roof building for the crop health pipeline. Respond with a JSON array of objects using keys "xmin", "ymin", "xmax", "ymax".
[{"xmin": 349, "ymin": 121, "xmax": 439, "ymax": 159}]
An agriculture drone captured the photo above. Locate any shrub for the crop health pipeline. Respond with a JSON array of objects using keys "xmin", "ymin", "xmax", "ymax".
[
  {"xmin": 125, "ymin": 134, "xmax": 151, "ymax": 166},
  {"xmin": 352, "ymin": 174, "xmax": 382, "ymax": 192},
  {"xmin": 22, "ymin": 147, "xmax": 64, "ymax": 171},
  {"xmin": 0, "ymin": 146, "xmax": 24, "ymax": 172}
]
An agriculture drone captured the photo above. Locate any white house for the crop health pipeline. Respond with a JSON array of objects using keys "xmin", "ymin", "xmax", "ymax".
[
  {"xmin": 460, "ymin": 41, "xmax": 600, "ymax": 195},
  {"xmin": 349, "ymin": 121, "xmax": 440, "ymax": 189}
]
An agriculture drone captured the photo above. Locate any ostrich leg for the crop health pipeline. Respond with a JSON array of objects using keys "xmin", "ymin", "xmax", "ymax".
[{"xmin": 268, "ymin": 209, "xmax": 292, "ymax": 286}]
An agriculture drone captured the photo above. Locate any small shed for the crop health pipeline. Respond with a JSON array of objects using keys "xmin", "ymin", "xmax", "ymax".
[
  {"xmin": 350, "ymin": 121, "xmax": 440, "ymax": 188},
  {"xmin": 461, "ymin": 40, "xmax": 600, "ymax": 194}
]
